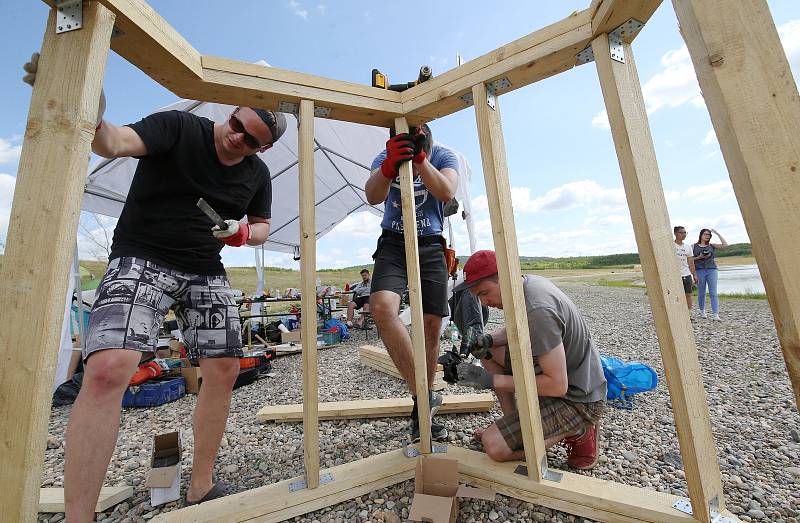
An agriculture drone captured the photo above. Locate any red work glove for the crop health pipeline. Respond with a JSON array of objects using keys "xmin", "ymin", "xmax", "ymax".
[
  {"xmin": 410, "ymin": 127, "xmax": 428, "ymax": 164},
  {"xmin": 380, "ymin": 133, "xmax": 414, "ymax": 178},
  {"xmin": 212, "ymin": 220, "xmax": 250, "ymax": 247}
]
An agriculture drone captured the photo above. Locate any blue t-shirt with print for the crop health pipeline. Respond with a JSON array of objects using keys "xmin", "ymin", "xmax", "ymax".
[{"xmin": 371, "ymin": 143, "xmax": 459, "ymax": 237}]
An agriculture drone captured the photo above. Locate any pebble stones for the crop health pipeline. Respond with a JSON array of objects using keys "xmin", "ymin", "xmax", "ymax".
[{"xmin": 38, "ymin": 284, "xmax": 800, "ymax": 522}]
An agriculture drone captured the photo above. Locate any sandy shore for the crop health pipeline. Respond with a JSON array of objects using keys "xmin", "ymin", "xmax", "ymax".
[{"xmin": 39, "ymin": 283, "xmax": 799, "ymax": 522}]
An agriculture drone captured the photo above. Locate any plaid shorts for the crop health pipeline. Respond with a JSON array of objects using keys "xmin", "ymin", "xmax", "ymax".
[
  {"xmin": 496, "ymin": 397, "xmax": 605, "ymax": 450},
  {"xmin": 84, "ymin": 257, "xmax": 243, "ymax": 363},
  {"xmin": 497, "ymin": 346, "xmax": 605, "ymax": 449}
]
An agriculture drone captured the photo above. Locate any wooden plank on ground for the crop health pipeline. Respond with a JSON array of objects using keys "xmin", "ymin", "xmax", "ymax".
[
  {"xmin": 256, "ymin": 394, "xmax": 495, "ymax": 422},
  {"xmin": 153, "ymin": 449, "xmax": 416, "ymax": 522},
  {"xmin": 273, "ymin": 343, "xmax": 339, "ymax": 356},
  {"xmin": 298, "ymin": 99, "xmax": 320, "ymax": 489},
  {"xmin": 358, "ymin": 346, "xmax": 446, "ymax": 390},
  {"xmin": 39, "ymin": 486, "xmax": 133, "ymax": 514},
  {"xmin": 592, "ymin": 33, "xmax": 724, "ymax": 521},
  {"xmin": 472, "ymin": 82, "xmax": 546, "ymax": 480},
  {"xmin": 450, "ymin": 447, "xmax": 741, "ymax": 523},
  {"xmin": 0, "ymin": 5, "xmax": 115, "ymax": 522},
  {"xmin": 672, "ymin": 0, "xmax": 800, "ymax": 410}
]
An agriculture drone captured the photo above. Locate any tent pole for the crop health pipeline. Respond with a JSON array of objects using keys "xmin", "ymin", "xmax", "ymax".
[{"xmin": 73, "ymin": 242, "xmax": 87, "ymax": 351}]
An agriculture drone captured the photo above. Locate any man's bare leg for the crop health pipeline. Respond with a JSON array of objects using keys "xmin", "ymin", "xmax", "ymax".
[
  {"xmin": 64, "ymin": 349, "xmax": 141, "ymax": 522},
  {"xmin": 356, "ymin": 303, "xmax": 370, "ymax": 328},
  {"xmin": 186, "ymin": 357, "xmax": 240, "ymax": 502},
  {"xmin": 685, "ymin": 293, "xmax": 693, "ymax": 310},
  {"xmin": 371, "ymin": 290, "xmax": 417, "ymax": 392},
  {"xmin": 346, "ymin": 301, "xmax": 357, "ymax": 324},
  {"xmin": 480, "ymin": 422, "xmax": 573, "ymax": 462},
  {"xmin": 483, "ymin": 346, "xmax": 516, "ymax": 415}
]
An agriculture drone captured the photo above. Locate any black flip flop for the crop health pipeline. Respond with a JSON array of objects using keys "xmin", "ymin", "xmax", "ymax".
[{"xmin": 184, "ymin": 481, "xmax": 227, "ymax": 506}]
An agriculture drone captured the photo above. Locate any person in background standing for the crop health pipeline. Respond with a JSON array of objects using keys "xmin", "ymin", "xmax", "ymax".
[
  {"xmin": 693, "ymin": 228, "xmax": 729, "ymax": 321},
  {"xmin": 673, "ymin": 226, "xmax": 698, "ymax": 315}
]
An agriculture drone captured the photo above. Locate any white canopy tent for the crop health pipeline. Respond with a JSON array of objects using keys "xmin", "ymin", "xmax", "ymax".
[{"xmin": 56, "ymin": 96, "xmax": 478, "ymax": 390}]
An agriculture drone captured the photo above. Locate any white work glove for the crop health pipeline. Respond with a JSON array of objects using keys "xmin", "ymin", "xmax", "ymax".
[
  {"xmin": 23, "ymin": 51, "xmax": 106, "ymax": 127},
  {"xmin": 212, "ymin": 220, "xmax": 250, "ymax": 247}
]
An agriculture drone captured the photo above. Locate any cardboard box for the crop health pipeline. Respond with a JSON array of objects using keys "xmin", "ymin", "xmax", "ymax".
[
  {"xmin": 181, "ymin": 364, "xmax": 202, "ymax": 394},
  {"xmin": 281, "ymin": 330, "xmax": 301, "ymax": 343},
  {"xmin": 144, "ymin": 431, "xmax": 182, "ymax": 506},
  {"xmin": 408, "ymin": 456, "xmax": 494, "ymax": 523}
]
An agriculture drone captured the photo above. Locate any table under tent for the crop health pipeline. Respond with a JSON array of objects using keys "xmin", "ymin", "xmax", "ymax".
[{"xmin": 53, "ymin": 96, "xmax": 477, "ymax": 389}]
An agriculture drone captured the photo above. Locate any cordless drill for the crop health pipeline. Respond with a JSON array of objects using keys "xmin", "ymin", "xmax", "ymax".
[{"xmin": 372, "ymin": 65, "xmax": 433, "ymax": 92}]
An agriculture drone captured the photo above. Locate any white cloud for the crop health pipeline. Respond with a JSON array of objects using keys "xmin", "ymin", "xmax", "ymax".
[
  {"xmin": 471, "ymin": 181, "xmax": 625, "ymax": 215},
  {"xmin": 592, "ymin": 19, "xmax": 800, "ymax": 129},
  {"xmin": 591, "ymin": 110, "xmax": 610, "ymax": 130},
  {"xmin": 0, "ymin": 173, "xmax": 16, "ymax": 249},
  {"xmin": 324, "ymin": 211, "xmax": 382, "ymax": 239},
  {"xmin": 0, "ymin": 137, "xmax": 22, "ymax": 165},
  {"xmin": 778, "ymin": 20, "xmax": 800, "ymax": 77},
  {"xmin": 702, "ymin": 130, "xmax": 717, "ymax": 147},
  {"xmin": 682, "ymin": 180, "xmax": 733, "ymax": 203},
  {"xmin": 288, "ymin": 0, "xmax": 308, "ymax": 19},
  {"xmin": 316, "ymin": 4, "xmax": 326, "ymax": 15}
]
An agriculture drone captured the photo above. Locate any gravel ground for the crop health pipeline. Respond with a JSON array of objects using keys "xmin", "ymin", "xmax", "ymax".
[{"xmin": 39, "ymin": 283, "xmax": 799, "ymax": 522}]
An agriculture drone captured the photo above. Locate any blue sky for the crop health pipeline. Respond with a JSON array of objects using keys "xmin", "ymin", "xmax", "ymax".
[{"xmin": 1, "ymin": 1, "xmax": 798, "ymax": 269}]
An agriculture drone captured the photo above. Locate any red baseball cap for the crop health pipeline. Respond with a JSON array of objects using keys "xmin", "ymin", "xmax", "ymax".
[{"xmin": 453, "ymin": 250, "xmax": 498, "ymax": 292}]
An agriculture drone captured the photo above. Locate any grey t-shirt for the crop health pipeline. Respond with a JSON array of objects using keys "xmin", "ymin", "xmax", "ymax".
[{"xmin": 523, "ymin": 275, "xmax": 606, "ymax": 403}]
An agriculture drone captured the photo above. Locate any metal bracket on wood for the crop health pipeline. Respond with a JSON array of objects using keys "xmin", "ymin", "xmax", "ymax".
[
  {"xmin": 608, "ymin": 18, "xmax": 644, "ymax": 64},
  {"xmin": 513, "ymin": 458, "xmax": 563, "ymax": 483},
  {"xmin": 56, "ymin": 0, "xmax": 82, "ymax": 33},
  {"xmin": 459, "ymin": 77, "xmax": 511, "ymax": 109},
  {"xmin": 277, "ymin": 101, "xmax": 332, "ymax": 118},
  {"xmin": 672, "ymin": 497, "xmax": 737, "ymax": 523},
  {"xmin": 403, "ymin": 443, "xmax": 448, "ymax": 458},
  {"xmin": 576, "ymin": 46, "xmax": 595, "ymax": 65},
  {"xmin": 288, "ymin": 472, "xmax": 335, "ymax": 492}
]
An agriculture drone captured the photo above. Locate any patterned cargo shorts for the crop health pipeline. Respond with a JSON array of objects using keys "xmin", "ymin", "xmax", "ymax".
[
  {"xmin": 496, "ymin": 346, "xmax": 605, "ymax": 450},
  {"xmin": 496, "ymin": 397, "xmax": 605, "ymax": 451},
  {"xmin": 84, "ymin": 257, "xmax": 243, "ymax": 363}
]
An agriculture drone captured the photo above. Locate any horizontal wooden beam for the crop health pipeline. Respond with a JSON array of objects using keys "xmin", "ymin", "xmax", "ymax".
[
  {"xmin": 256, "ymin": 393, "xmax": 495, "ymax": 422},
  {"xmin": 39, "ymin": 486, "xmax": 133, "ymax": 514},
  {"xmin": 44, "ymin": 0, "xmax": 203, "ymax": 88},
  {"xmin": 400, "ymin": 10, "xmax": 592, "ymax": 123},
  {"xmin": 591, "ymin": 0, "xmax": 663, "ymax": 37},
  {"xmin": 153, "ymin": 449, "xmax": 416, "ymax": 522},
  {"xmin": 450, "ymin": 447, "xmax": 741, "ymax": 523}
]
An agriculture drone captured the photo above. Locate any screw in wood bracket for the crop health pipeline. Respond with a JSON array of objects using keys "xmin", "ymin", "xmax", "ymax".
[
  {"xmin": 576, "ymin": 46, "xmax": 595, "ymax": 65},
  {"xmin": 608, "ymin": 18, "xmax": 645, "ymax": 64},
  {"xmin": 56, "ymin": 0, "xmax": 82, "ymax": 34},
  {"xmin": 277, "ymin": 101, "xmax": 332, "ymax": 118},
  {"xmin": 403, "ymin": 443, "xmax": 448, "ymax": 458},
  {"xmin": 671, "ymin": 497, "xmax": 737, "ymax": 523},
  {"xmin": 288, "ymin": 472, "xmax": 335, "ymax": 492}
]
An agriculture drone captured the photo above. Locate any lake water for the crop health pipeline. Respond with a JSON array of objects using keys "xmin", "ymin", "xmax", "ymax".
[{"xmin": 716, "ymin": 264, "xmax": 764, "ymax": 295}]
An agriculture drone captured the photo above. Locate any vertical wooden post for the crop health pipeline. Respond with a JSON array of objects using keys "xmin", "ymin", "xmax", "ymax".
[
  {"xmin": 472, "ymin": 83, "xmax": 546, "ymax": 480},
  {"xmin": 299, "ymin": 99, "xmax": 320, "ymax": 488},
  {"xmin": 592, "ymin": 33, "xmax": 724, "ymax": 520},
  {"xmin": 673, "ymin": 0, "xmax": 800, "ymax": 409},
  {"xmin": 395, "ymin": 117, "xmax": 432, "ymax": 454},
  {"xmin": 0, "ymin": 4, "xmax": 115, "ymax": 521}
]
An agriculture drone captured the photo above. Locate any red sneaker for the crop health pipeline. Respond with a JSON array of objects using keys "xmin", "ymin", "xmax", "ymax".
[{"xmin": 563, "ymin": 424, "xmax": 599, "ymax": 470}]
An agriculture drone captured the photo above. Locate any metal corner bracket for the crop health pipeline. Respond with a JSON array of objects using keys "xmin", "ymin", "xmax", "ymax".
[
  {"xmin": 608, "ymin": 18, "xmax": 644, "ymax": 64},
  {"xmin": 672, "ymin": 496, "xmax": 737, "ymax": 523},
  {"xmin": 459, "ymin": 77, "xmax": 511, "ymax": 109},
  {"xmin": 403, "ymin": 443, "xmax": 448, "ymax": 458},
  {"xmin": 56, "ymin": 0, "xmax": 82, "ymax": 33},
  {"xmin": 277, "ymin": 101, "xmax": 332, "ymax": 118},
  {"xmin": 288, "ymin": 472, "xmax": 335, "ymax": 492}
]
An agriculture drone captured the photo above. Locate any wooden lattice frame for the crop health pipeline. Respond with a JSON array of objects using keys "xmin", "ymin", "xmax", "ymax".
[{"xmin": 1, "ymin": 1, "xmax": 798, "ymax": 521}]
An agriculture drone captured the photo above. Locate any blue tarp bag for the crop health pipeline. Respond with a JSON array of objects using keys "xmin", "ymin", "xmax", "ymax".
[
  {"xmin": 600, "ymin": 355, "xmax": 658, "ymax": 409},
  {"xmin": 324, "ymin": 319, "xmax": 350, "ymax": 340}
]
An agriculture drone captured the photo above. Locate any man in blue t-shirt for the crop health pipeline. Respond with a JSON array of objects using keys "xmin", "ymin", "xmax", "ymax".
[{"xmin": 365, "ymin": 124, "xmax": 459, "ymax": 442}]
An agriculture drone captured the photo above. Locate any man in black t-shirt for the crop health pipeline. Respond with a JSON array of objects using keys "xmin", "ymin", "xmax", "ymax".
[{"xmin": 61, "ymin": 98, "xmax": 286, "ymax": 513}]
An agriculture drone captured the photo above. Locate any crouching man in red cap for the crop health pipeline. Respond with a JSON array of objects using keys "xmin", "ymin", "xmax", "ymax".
[{"xmin": 453, "ymin": 250, "xmax": 607, "ymax": 469}]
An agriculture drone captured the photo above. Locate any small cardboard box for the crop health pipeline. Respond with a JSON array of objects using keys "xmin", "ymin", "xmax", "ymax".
[
  {"xmin": 144, "ymin": 431, "xmax": 182, "ymax": 506},
  {"xmin": 281, "ymin": 330, "xmax": 301, "ymax": 343},
  {"xmin": 181, "ymin": 363, "xmax": 202, "ymax": 394},
  {"xmin": 409, "ymin": 455, "xmax": 494, "ymax": 523}
]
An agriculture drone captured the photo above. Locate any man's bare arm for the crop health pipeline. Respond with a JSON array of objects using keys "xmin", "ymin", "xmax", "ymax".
[
  {"xmin": 492, "ymin": 343, "xmax": 569, "ymax": 397},
  {"xmin": 92, "ymin": 122, "xmax": 147, "ymax": 158},
  {"xmin": 365, "ymin": 168, "xmax": 393, "ymax": 205},
  {"xmin": 246, "ymin": 217, "xmax": 271, "ymax": 245},
  {"xmin": 417, "ymin": 161, "xmax": 457, "ymax": 202}
]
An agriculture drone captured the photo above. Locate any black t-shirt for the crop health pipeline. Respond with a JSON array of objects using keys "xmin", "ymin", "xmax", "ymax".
[{"xmin": 110, "ymin": 111, "xmax": 271, "ymax": 275}]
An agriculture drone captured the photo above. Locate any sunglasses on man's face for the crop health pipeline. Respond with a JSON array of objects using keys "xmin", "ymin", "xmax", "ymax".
[{"xmin": 229, "ymin": 113, "xmax": 267, "ymax": 149}]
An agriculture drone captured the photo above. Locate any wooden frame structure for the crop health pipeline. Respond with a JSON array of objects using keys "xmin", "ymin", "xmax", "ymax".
[{"xmin": 1, "ymin": 0, "xmax": 798, "ymax": 521}]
